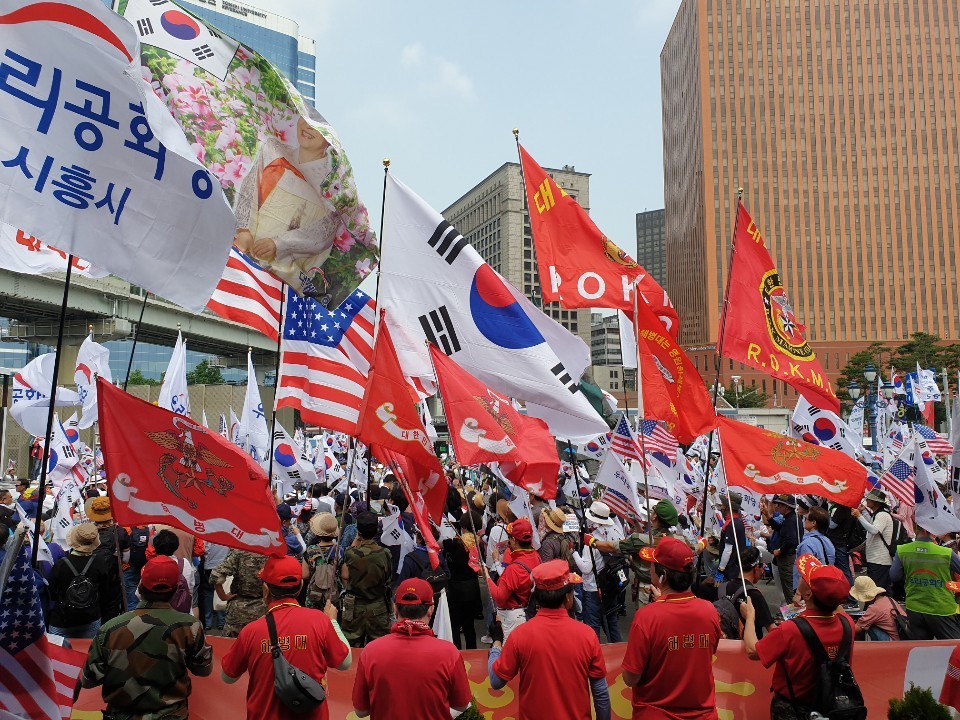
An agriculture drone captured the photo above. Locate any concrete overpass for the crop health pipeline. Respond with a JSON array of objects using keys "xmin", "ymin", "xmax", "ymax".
[{"xmin": 0, "ymin": 270, "xmax": 279, "ymax": 376}]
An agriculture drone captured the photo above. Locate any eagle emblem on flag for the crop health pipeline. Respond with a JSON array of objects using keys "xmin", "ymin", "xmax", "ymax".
[
  {"xmin": 145, "ymin": 417, "xmax": 234, "ymax": 509},
  {"xmin": 760, "ymin": 269, "xmax": 814, "ymax": 360},
  {"xmin": 770, "ymin": 436, "xmax": 821, "ymax": 470},
  {"xmin": 602, "ymin": 235, "xmax": 639, "ymax": 268}
]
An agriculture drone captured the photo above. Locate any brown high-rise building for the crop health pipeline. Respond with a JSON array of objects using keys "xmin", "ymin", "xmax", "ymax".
[{"xmin": 662, "ymin": 1, "xmax": 960, "ymax": 400}]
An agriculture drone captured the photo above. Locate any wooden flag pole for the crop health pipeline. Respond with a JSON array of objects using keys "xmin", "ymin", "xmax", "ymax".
[{"xmin": 31, "ymin": 258, "xmax": 74, "ymax": 567}]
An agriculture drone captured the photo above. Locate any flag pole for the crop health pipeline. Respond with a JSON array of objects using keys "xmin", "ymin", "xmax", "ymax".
[
  {"xmin": 31, "ymin": 258, "xmax": 74, "ymax": 567},
  {"xmin": 264, "ymin": 288, "xmax": 286, "ymax": 497},
  {"xmin": 631, "ymin": 283, "xmax": 655, "ymax": 547},
  {"xmin": 695, "ymin": 188, "xmax": 743, "ymax": 576},
  {"xmin": 566, "ymin": 439, "xmax": 603, "ymax": 603},
  {"xmin": 371, "ymin": 159, "xmax": 390, "ymax": 335},
  {"xmin": 122, "ymin": 293, "xmax": 149, "ymax": 391}
]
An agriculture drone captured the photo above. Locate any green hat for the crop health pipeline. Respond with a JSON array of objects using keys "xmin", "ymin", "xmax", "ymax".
[{"xmin": 654, "ymin": 499, "xmax": 679, "ymax": 527}]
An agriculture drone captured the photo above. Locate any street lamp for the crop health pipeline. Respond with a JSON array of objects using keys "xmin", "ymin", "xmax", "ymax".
[{"xmin": 847, "ymin": 365, "xmax": 894, "ymax": 470}]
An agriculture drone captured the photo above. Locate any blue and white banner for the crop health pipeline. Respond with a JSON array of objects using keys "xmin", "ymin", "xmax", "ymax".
[{"xmin": 157, "ymin": 330, "xmax": 190, "ymax": 416}]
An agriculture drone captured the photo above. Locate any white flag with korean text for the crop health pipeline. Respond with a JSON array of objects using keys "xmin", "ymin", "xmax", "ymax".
[
  {"xmin": 240, "ymin": 352, "xmax": 270, "ymax": 461},
  {"xmin": 10, "ymin": 353, "xmax": 81, "ymax": 437},
  {"xmin": 75, "ymin": 335, "xmax": 111, "ymax": 429},
  {"xmin": 158, "ymin": 331, "xmax": 190, "ymax": 416}
]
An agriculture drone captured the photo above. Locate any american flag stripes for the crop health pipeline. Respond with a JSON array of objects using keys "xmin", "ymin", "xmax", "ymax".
[
  {"xmin": 914, "ymin": 423, "xmax": 954, "ymax": 455},
  {"xmin": 276, "ymin": 288, "xmax": 376, "ymax": 436},
  {"xmin": 880, "ymin": 456, "xmax": 917, "ymax": 508},
  {"xmin": 207, "ymin": 249, "xmax": 284, "ymax": 341},
  {"xmin": 611, "ymin": 414, "xmax": 643, "ymax": 463},
  {"xmin": 639, "ymin": 420, "xmax": 678, "ymax": 461},
  {"xmin": 600, "ymin": 486, "xmax": 639, "ymax": 521},
  {"xmin": 0, "ymin": 543, "xmax": 86, "ymax": 720}
]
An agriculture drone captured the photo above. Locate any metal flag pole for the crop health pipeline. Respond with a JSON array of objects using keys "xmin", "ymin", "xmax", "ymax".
[
  {"xmin": 31, "ymin": 258, "xmax": 74, "ymax": 567},
  {"xmin": 264, "ymin": 288, "xmax": 286, "ymax": 496},
  {"xmin": 695, "ymin": 188, "xmax": 743, "ymax": 577},
  {"xmin": 567, "ymin": 439, "xmax": 602, "ymax": 603},
  {"xmin": 631, "ymin": 283, "xmax": 655, "ymax": 548},
  {"xmin": 122, "ymin": 294, "xmax": 149, "ymax": 391}
]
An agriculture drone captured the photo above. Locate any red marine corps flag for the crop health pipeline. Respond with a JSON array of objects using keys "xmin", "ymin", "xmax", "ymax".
[
  {"xmin": 356, "ymin": 314, "xmax": 446, "ymax": 522},
  {"xmin": 717, "ymin": 416, "xmax": 867, "ymax": 507},
  {"xmin": 723, "ymin": 203, "xmax": 839, "ymax": 412},
  {"xmin": 96, "ymin": 379, "xmax": 285, "ymax": 556},
  {"xmin": 519, "ymin": 144, "xmax": 680, "ymax": 337},
  {"xmin": 429, "ymin": 345, "xmax": 559, "ymax": 499}
]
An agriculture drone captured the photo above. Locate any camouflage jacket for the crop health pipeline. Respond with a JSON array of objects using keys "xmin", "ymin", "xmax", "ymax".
[
  {"xmin": 342, "ymin": 539, "xmax": 392, "ymax": 603},
  {"xmin": 619, "ymin": 529, "xmax": 688, "ymax": 580},
  {"xmin": 210, "ymin": 549, "xmax": 268, "ymax": 598},
  {"xmin": 81, "ymin": 602, "xmax": 213, "ymax": 720}
]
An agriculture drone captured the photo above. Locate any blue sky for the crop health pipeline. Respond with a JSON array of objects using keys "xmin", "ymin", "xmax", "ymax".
[{"xmin": 255, "ymin": 0, "xmax": 682, "ymax": 256}]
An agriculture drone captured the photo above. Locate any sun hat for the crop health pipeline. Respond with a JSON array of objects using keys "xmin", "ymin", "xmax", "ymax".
[
  {"xmin": 84, "ymin": 496, "xmax": 112, "ymax": 523},
  {"xmin": 68, "ymin": 523, "xmax": 101, "ymax": 554},
  {"xmin": 585, "ymin": 501, "xmax": 614, "ymax": 526},
  {"xmin": 309, "ymin": 512, "xmax": 339, "ymax": 538},
  {"xmin": 772, "ymin": 494, "xmax": 797, "ymax": 509},
  {"xmin": 543, "ymin": 507, "xmax": 568, "ymax": 534},
  {"xmin": 863, "ymin": 489, "xmax": 889, "ymax": 506},
  {"xmin": 849, "ymin": 575, "xmax": 886, "ymax": 603}
]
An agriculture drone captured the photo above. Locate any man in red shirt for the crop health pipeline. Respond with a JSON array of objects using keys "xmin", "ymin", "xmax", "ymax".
[
  {"xmin": 489, "ymin": 560, "xmax": 610, "ymax": 720},
  {"xmin": 743, "ymin": 553, "xmax": 855, "ymax": 720},
  {"xmin": 486, "ymin": 518, "xmax": 541, "ymax": 641},
  {"xmin": 621, "ymin": 537, "xmax": 721, "ymax": 719},
  {"xmin": 221, "ymin": 555, "xmax": 351, "ymax": 720},
  {"xmin": 352, "ymin": 578, "xmax": 471, "ymax": 719}
]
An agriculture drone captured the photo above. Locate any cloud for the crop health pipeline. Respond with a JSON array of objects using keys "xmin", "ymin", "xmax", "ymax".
[{"xmin": 399, "ymin": 42, "xmax": 476, "ymax": 102}]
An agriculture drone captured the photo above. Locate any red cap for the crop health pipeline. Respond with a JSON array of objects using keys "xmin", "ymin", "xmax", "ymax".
[
  {"xmin": 258, "ymin": 556, "xmax": 303, "ymax": 587},
  {"xmin": 532, "ymin": 559, "xmax": 583, "ymax": 591},
  {"xmin": 395, "ymin": 578, "xmax": 434, "ymax": 606},
  {"xmin": 638, "ymin": 537, "xmax": 694, "ymax": 572},
  {"xmin": 796, "ymin": 554, "xmax": 850, "ymax": 607},
  {"xmin": 506, "ymin": 518, "xmax": 533, "ymax": 543},
  {"xmin": 140, "ymin": 556, "xmax": 180, "ymax": 593}
]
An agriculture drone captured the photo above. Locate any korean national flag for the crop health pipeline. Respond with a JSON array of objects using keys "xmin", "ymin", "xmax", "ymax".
[{"xmin": 123, "ymin": 0, "xmax": 239, "ymax": 81}]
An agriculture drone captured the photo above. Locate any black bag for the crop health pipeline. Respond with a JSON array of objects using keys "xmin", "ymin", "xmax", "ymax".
[
  {"xmin": 265, "ymin": 611, "xmax": 326, "ymax": 713},
  {"xmin": 786, "ymin": 615, "xmax": 867, "ymax": 720},
  {"xmin": 512, "ymin": 560, "xmax": 539, "ymax": 620},
  {"xmin": 63, "ymin": 555, "xmax": 98, "ymax": 612},
  {"xmin": 128, "ymin": 526, "xmax": 151, "ymax": 570},
  {"xmin": 411, "ymin": 551, "xmax": 449, "ymax": 602},
  {"xmin": 596, "ymin": 553, "xmax": 629, "ymax": 612},
  {"xmin": 890, "ymin": 598, "xmax": 911, "ymax": 641},
  {"xmin": 713, "ymin": 585, "xmax": 747, "ymax": 640},
  {"xmin": 876, "ymin": 511, "xmax": 906, "ymax": 558}
]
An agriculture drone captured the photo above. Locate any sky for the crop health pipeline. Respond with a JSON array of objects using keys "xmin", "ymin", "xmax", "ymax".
[{"xmin": 252, "ymin": 0, "xmax": 683, "ymax": 257}]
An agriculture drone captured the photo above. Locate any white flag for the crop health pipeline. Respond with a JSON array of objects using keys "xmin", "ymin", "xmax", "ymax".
[
  {"xmin": 380, "ymin": 504, "xmax": 415, "ymax": 569},
  {"xmin": 914, "ymin": 437, "xmax": 960, "ymax": 535},
  {"xmin": 790, "ymin": 396, "xmax": 863, "ymax": 460},
  {"xmin": 10, "ymin": 353, "xmax": 81, "ymax": 437},
  {"xmin": 379, "ymin": 175, "xmax": 605, "ymax": 440},
  {"xmin": 504, "ymin": 479, "xmax": 540, "ymax": 550},
  {"xmin": 847, "ymin": 399, "xmax": 865, "ymax": 447},
  {"xmin": 75, "ymin": 336, "xmax": 111, "ymax": 429},
  {"xmin": 0, "ymin": 224, "xmax": 106, "ymax": 277},
  {"xmin": 595, "ymin": 451, "xmax": 644, "ymax": 520},
  {"xmin": 158, "ymin": 331, "xmax": 190, "ymax": 417},
  {"xmin": 618, "ymin": 310, "xmax": 638, "ymax": 369},
  {"xmin": 0, "ymin": 0, "xmax": 235, "ymax": 312},
  {"xmin": 229, "ymin": 407, "xmax": 242, "ymax": 447},
  {"xmin": 432, "ymin": 589, "xmax": 454, "ymax": 643},
  {"xmin": 202, "ymin": 409, "xmax": 209, "ymax": 428},
  {"xmin": 917, "ymin": 364, "xmax": 943, "ymax": 403},
  {"xmin": 240, "ymin": 352, "xmax": 270, "ymax": 461},
  {"xmin": 218, "ymin": 413, "xmax": 229, "ymax": 439}
]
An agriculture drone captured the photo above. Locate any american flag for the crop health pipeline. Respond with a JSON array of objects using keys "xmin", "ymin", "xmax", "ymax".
[
  {"xmin": 207, "ymin": 249, "xmax": 284, "ymax": 341},
  {"xmin": 0, "ymin": 542, "xmax": 86, "ymax": 720},
  {"xmin": 915, "ymin": 423, "xmax": 954, "ymax": 455},
  {"xmin": 611, "ymin": 414, "xmax": 643, "ymax": 463},
  {"xmin": 880, "ymin": 457, "xmax": 917, "ymax": 507},
  {"xmin": 639, "ymin": 420, "xmax": 678, "ymax": 460},
  {"xmin": 276, "ymin": 288, "xmax": 376, "ymax": 436},
  {"xmin": 600, "ymin": 486, "xmax": 639, "ymax": 521}
]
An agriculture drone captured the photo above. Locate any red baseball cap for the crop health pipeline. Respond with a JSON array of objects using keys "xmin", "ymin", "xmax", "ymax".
[
  {"xmin": 139, "ymin": 556, "xmax": 180, "ymax": 593},
  {"xmin": 258, "ymin": 556, "xmax": 303, "ymax": 587},
  {"xmin": 638, "ymin": 537, "xmax": 694, "ymax": 572},
  {"xmin": 506, "ymin": 518, "xmax": 533, "ymax": 543},
  {"xmin": 796, "ymin": 554, "xmax": 850, "ymax": 606},
  {"xmin": 532, "ymin": 559, "xmax": 583, "ymax": 591},
  {"xmin": 395, "ymin": 578, "xmax": 434, "ymax": 606}
]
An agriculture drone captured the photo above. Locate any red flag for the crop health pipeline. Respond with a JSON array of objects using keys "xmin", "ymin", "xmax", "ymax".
[
  {"xmin": 96, "ymin": 379, "xmax": 285, "ymax": 556},
  {"xmin": 430, "ymin": 345, "xmax": 559, "ymax": 499},
  {"xmin": 717, "ymin": 416, "xmax": 867, "ymax": 507},
  {"xmin": 723, "ymin": 202, "xmax": 839, "ymax": 412},
  {"xmin": 381, "ymin": 448, "xmax": 441, "ymax": 569},
  {"xmin": 519, "ymin": 144, "xmax": 679, "ymax": 337},
  {"xmin": 356, "ymin": 314, "xmax": 446, "ymax": 522},
  {"xmin": 634, "ymin": 297, "xmax": 717, "ymax": 443}
]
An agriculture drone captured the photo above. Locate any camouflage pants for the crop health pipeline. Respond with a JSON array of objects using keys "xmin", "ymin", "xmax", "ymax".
[
  {"xmin": 221, "ymin": 596, "xmax": 266, "ymax": 638},
  {"xmin": 340, "ymin": 596, "xmax": 390, "ymax": 648}
]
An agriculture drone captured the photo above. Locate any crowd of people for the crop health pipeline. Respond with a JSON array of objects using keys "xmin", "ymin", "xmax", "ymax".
[{"xmin": 3, "ymin": 443, "xmax": 960, "ymax": 720}]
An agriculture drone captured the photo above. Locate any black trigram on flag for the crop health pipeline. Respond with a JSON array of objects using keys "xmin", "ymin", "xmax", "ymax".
[
  {"xmin": 136, "ymin": 18, "xmax": 154, "ymax": 36},
  {"xmin": 193, "ymin": 44, "xmax": 215, "ymax": 61},
  {"xmin": 551, "ymin": 363, "xmax": 579, "ymax": 394},
  {"xmin": 273, "ymin": 431, "xmax": 285, "ymax": 442},
  {"xmin": 147, "ymin": 0, "xmax": 166, "ymax": 5},
  {"xmin": 287, "ymin": 470, "xmax": 301, "ymax": 480},
  {"xmin": 427, "ymin": 220, "xmax": 469, "ymax": 265},
  {"xmin": 420, "ymin": 305, "xmax": 461, "ymax": 356}
]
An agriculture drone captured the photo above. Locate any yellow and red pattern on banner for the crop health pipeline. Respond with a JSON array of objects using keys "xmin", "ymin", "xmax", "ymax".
[{"xmin": 70, "ymin": 638, "xmax": 959, "ymax": 719}]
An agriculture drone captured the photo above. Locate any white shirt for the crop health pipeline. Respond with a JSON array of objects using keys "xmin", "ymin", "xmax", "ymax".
[
  {"xmin": 572, "ymin": 523, "xmax": 625, "ymax": 592},
  {"xmin": 860, "ymin": 509, "xmax": 894, "ymax": 566},
  {"xmin": 486, "ymin": 523, "xmax": 509, "ymax": 574}
]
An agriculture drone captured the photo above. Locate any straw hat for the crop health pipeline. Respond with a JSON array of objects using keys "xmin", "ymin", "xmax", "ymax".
[
  {"xmin": 84, "ymin": 496, "xmax": 112, "ymax": 523},
  {"xmin": 309, "ymin": 512, "xmax": 339, "ymax": 539},
  {"xmin": 543, "ymin": 507, "xmax": 567, "ymax": 534},
  {"xmin": 849, "ymin": 575, "xmax": 886, "ymax": 603},
  {"xmin": 68, "ymin": 523, "xmax": 101, "ymax": 554}
]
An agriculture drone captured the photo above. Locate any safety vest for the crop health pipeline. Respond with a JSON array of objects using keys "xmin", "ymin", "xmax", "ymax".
[{"xmin": 897, "ymin": 540, "xmax": 958, "ymax": 616}]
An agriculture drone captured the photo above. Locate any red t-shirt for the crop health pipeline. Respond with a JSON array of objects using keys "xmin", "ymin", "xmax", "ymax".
[
  {"xmin": 352, "ymin": 627, "xmax": 472, "ymax": 719},
  {"xmin": 221, "ymin": 601, "xmax": 349, "ymax": 720},
  {"xmin": 492, "ymin": 607, "xmax": 606, "ymax": 720},
  {"xmin": 621, "ymin": 591, "xmax": 721, "ymax": 720},
  {"xmin": 755, "ymin": 610, "xmax": 856, "ymax": 704},
  {"xmin": 488, "ymin": 550, "xmax": 541, "ymax": 609}
]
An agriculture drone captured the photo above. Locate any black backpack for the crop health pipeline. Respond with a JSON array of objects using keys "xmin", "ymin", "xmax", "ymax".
[
  {"xmin": 63, "ymin": 555, "xmax": 98, "ymax": 612},
  {"xmin": 128, "ymin": 526, "xmax": 151, "ymax": 570},
  {"xmin": 411, "ymin": 551, "xmax": 449, "ymax": 603},
  {"xmin": 596, "ymin": 553, "xmax": 630, "ymax": 612},
  {"xmin": 876, "ymin": 511, "xmax": 908, "ymax": 558},
  {"xmin": 786, "ymin": 615, "xmax": 867, "ymax": 720},
  {"xmin": 512, "ymin": 560, "xmax": 539, "ymax": 620},
  {"xmin": 713, "ymin": 584, "xmax": 747, "ymax": 640}
]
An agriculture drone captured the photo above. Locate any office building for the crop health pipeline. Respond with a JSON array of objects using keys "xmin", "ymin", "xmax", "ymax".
[
  {"xmin": 443, "ymin": 163, "xmax": 593, "ymax": 350},
  {"xmin": 635, "ymin": 209, "xmax": 667, "ymax": 288},
  {"xmin": 662, "ymin": 0, "xmax": 960, "ymax": 400},
  {"xmin": 180, "ymin": 0, "xmax": 317, "ymax": 106}
]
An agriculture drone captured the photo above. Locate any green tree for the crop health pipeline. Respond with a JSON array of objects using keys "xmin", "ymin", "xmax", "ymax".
[
  {"xmin": 891, "ymin": 332, "xmax": 960, "ymax": 375},
  {"xmin": 731, "ymin": 387, "xmax": 771, "ymax": 409},
  {"xmin": 836, "ymin": 350, "xmax": 881, "ymax": 406},
  {"xmin": 186, "ymin": 359, "xmax": 225, "ymax": 385},
  {"xmin": 126, "ymin": 369, "xmax": 160, "ymax": 386}
]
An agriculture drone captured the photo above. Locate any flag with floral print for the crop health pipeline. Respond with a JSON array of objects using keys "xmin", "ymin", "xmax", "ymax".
[{"xmin": 118, "ymin": 0, "xmax": 378, "ymax": 309}]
